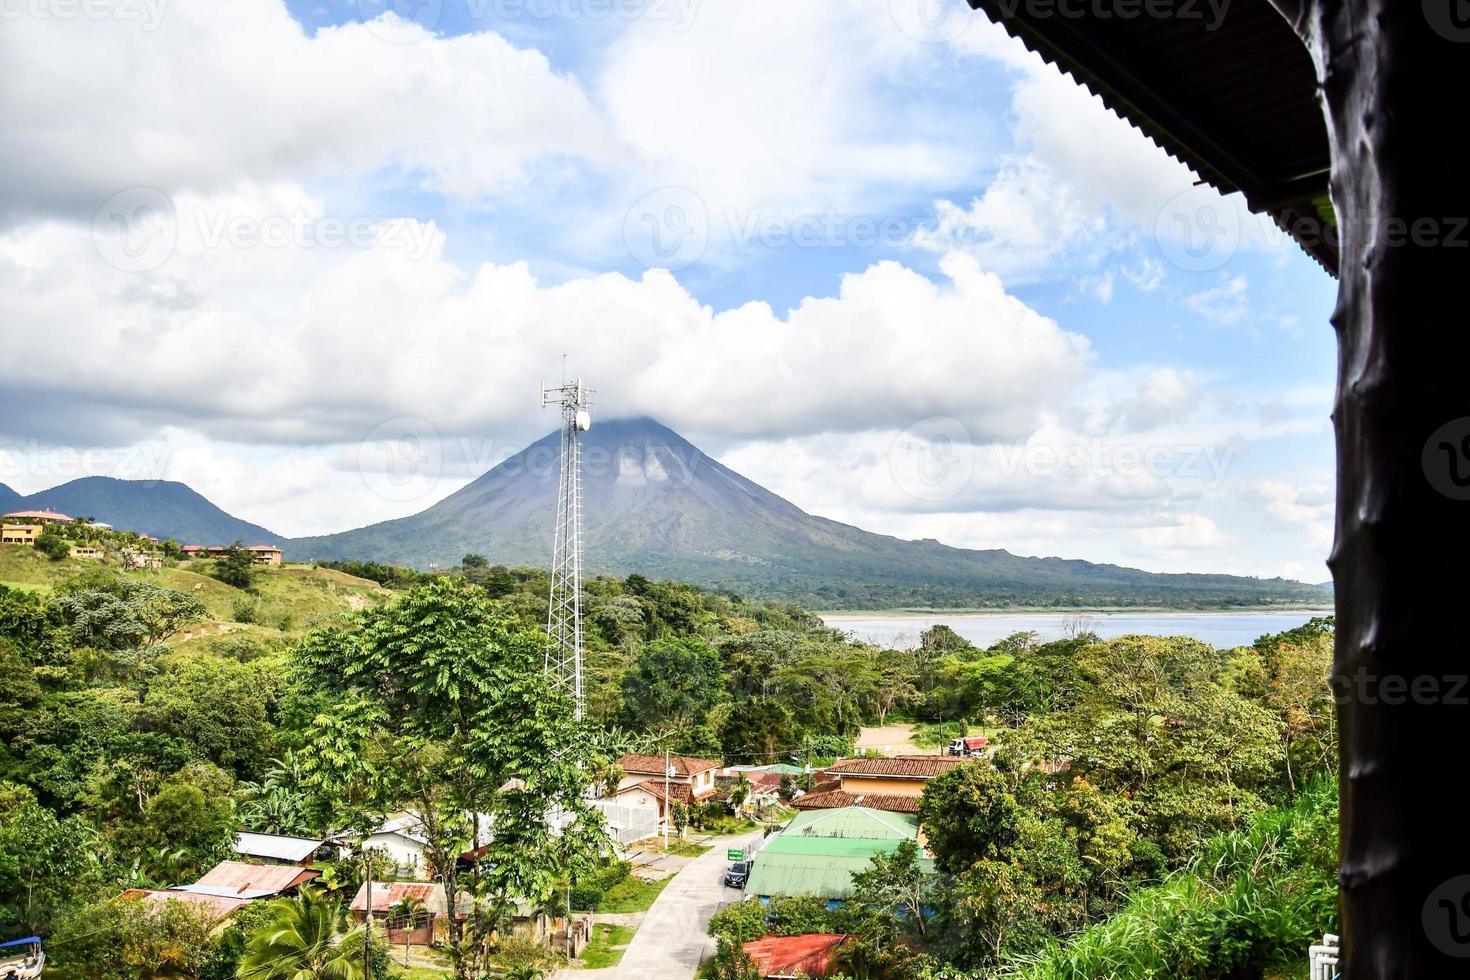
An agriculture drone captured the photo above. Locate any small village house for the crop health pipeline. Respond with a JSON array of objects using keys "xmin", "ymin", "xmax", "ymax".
[
  {"xmin": 744, "ymin": 807, "xmax": 935, "ymax": 907},
  {"xmin": 172, "ymin": 860, "xmax": 320, "ymax": 901},
  {"xmin": 67, "ymin": 545, "xmax": 103, "ymax": 560},
  {"xmin": 349, "ymin": 881, "xmax": 456, "ymax": 947},
  {"xmin": 362, "ymin": 811, "xmax": 492, "ymax": 880},
  {"xmin": 609, "ymin": 753, "xmax": 721, "ymax": 829},
  {"xmin": 0, "ymin": 524, "xmax": 40, "ymax": 547},
  {"xmin": 234, "ymin": 831, "xmax": 334, "ymax": 867},
  {"xmin": 180, "ymin": 543, "xmax": 283, "ymax": 564},
  {"xmin": 792, "ymin": 756, "xmax": 962, "ymax": 815}
]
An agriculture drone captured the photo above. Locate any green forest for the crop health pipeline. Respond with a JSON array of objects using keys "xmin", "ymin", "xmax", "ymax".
[{"xmin": 0, "ymin": 548, "xmax": 1338, "ymax": 978}]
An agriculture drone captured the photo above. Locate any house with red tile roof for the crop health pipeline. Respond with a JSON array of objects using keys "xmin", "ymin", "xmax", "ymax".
[
  {"xmin": 2, "ymin": 509, "xmax": 72, "ymax": 524},
  {"xmin": 792, "ymin": 756, "xmax": 964, "ymax": 814},
  {"xmin": 609, "ymin": 753, "xmax": 722, "ymax": 827},
  {"xmin": 743, "ymin": 933, "xmax": 848, "ymax": 978}
]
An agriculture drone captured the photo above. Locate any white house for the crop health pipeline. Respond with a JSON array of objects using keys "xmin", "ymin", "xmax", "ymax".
[{"xmin": 361, "ymin": 812, "xmax": 491, "ymax": 880}]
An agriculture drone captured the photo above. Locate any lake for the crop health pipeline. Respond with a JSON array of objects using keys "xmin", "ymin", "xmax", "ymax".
[{"xmin": 820, "ymin": 611, "xmax": 1329, "ymax": 650}]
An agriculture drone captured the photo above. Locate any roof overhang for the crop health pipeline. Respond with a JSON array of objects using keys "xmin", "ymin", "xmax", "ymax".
[{"xmin": 966, "ymin": 0, "xmax": 1336, "ymax": 275}]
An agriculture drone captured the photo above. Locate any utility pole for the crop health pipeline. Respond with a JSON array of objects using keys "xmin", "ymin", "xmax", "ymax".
[
  {"xmin": 663, "ymin": 748, "xmax": 672, "ymax": 849},
  {"xmin": 363, "ymin": 852, "xmax": 373, "ymax": 980}
]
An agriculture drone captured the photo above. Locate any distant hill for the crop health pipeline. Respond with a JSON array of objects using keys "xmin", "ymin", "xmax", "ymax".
[
  {"xmin": 290, "ymin": 418, "xmax": 1332, "ymax": 610},
  {"xmin": 5, "ymin": 476, "xmax": 283, "ymax": 546},
  {"xmin": 0, "ymin": 483, "xmax": 19, "ymax": 510}
]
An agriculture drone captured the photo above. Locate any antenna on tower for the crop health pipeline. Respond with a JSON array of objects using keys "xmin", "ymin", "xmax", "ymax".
[{"xmin": 541, "ymin": 374, "xmax": 593, "ymax": 718}]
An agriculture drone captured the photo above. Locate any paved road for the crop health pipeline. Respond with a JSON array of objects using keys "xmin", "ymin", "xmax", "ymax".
[{"xmin": 613, "ymin": 829, "xmax": 764, "ymax": 980}]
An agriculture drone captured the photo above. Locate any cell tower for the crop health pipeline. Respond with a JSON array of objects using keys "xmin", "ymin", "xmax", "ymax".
[{"xmin": 542, "ymin": 377, "xmax": 593, "ymax": 718}]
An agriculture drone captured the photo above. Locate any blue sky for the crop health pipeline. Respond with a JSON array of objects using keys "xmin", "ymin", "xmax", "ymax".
[{"xmin": 0, "ymin": 0, "xmax": 1338, "ymax": 581}]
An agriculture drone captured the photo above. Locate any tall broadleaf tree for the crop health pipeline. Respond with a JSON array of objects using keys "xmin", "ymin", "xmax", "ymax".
[{"xmin": 291, "ymin": 579, "xmax": 608, "ymax": 978}]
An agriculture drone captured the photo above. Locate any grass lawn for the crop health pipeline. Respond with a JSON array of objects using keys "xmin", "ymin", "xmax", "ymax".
[
  {"xmin": 640, "ymin": 838, "xmax": 711, "ymax": 858},
  {"xmin": 598, "ymin": 874, "xmax": 673, "ymax": 913},
  {"xmin": 579, "ymin": 923, "xmax": 636, "ymax": 969},
  {"xmin": 397, "ymin": 969, "xmax": 452, "ymax": 980}
]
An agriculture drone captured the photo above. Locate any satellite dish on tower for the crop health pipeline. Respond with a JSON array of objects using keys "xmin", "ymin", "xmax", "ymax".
[{"xmin": 576, "ymin": 410, "xmax": 591, "ymax": 432}]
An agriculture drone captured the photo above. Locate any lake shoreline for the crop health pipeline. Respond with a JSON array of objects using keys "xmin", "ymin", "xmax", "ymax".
[
  {"xmin": 815, "ymin": 607, "xmax": 1334, "ymax": 618},
  {"xmin": 820, "ymin": 609, "xmax": 1333, "ymax": 650}
]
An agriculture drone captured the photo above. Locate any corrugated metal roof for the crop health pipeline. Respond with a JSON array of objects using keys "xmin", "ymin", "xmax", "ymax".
[
  {"xmin": 122, "ymin": 887, "xmax": 255, "ymax": 918},
  {"xmin": 744, "ymin": 934, "xmax": 848, "ymax": 978},
  {"xmin": 235, "ymin": 832, "xmax": 322, "ymax": 863},
  {"xmin": 349, "ymin": 881, "xmax": 448, "ymax": 915},
  {"xmin": 746, "ymin": 845, "xmax": 934, "ymax": 900},
  {"xmin": 783, "ymin": 807, "xmax": 919, "ymax": 841},
  {"xmin": 192, "ymin": 860, "xmax": 318, "ymax": 896}
]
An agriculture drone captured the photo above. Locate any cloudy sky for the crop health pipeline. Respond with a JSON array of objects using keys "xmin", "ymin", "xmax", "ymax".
[{"xmin": 0, "ymin": 0, "xmax": 1337, "ymax": 581}]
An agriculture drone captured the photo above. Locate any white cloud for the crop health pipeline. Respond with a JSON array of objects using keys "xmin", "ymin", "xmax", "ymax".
[
  {"xmin": 1187, "ymin": 275, "xmax": 1251, "ymax": 326},
  {"xmin": 0, "ymin": 2, "xmax": 610, "ymax": 224},
  {"xmin": 1134, "ymin": 513, "xmax": 1226, "ymax": 551},
  {"xmin": 0, "ymin": 190, "xmax": 1091, "ymax": 449}
]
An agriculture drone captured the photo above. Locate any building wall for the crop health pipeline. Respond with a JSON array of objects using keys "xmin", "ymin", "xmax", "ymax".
[
  {"xmin": 362, "ymin": 833, "xmax": 428, "ymax": 879},
  {"xmin": 0, "ymin": 524, "xmax": 40, "ymax": 545},
  {"xmin": 835, "ymin": 775, "xmax": 926, "ymax": 797}
]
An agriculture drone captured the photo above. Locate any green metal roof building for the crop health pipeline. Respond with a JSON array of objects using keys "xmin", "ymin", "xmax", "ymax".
[{"xmin": 745, "ymin": 807, "xmax": 934, "ymax": 905}]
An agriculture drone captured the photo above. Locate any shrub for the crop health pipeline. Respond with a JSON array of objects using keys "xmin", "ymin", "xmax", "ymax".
[
  {"xmin": 232, "ymin": 596, "xmax": 261, "ymax": 624},
  {"xmin": 709, "ymin": 898, "xmax": 769, "ymax": 944},
  {"xmin": 36, "ymin": 529, "xmax": 70, "ymax": 561}
]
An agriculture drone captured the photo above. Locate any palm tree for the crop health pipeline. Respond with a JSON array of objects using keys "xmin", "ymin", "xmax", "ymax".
[
  {"xmin": 236, "ymin": 888, "xmax": 366, "ymax": 979},
  {"xmin": 388, "ymin": 894, "xmax": 428, "ymax": 966}
]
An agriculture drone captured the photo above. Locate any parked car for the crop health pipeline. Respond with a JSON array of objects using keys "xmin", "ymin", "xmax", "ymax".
[
  {"xmin": 947, "ymin": 735, "xmax": 990, "ymax": 757},
  {"xmin": 724, "ymin": 860, "xmax": 751, "ymax": 888}
]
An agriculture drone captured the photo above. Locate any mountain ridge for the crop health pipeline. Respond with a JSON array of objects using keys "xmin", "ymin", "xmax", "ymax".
[
  {"xmin": 3, "ymin": 476, "xmax": 283, "ymax": 546},
  {"xmin": 290, "ymin": 418, "xmax": 1330, "ymax": 610}
]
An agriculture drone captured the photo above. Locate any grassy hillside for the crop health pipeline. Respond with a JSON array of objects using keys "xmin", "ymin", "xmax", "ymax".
[{"xmin": 0, "ymin": 545, "xmax": 387, "ymax": 648}]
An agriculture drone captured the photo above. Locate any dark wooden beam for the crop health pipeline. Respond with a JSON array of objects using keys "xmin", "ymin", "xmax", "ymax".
[{"xmin": 1272, "ymin": 0, "xmax": 1470, "ymax": 975}]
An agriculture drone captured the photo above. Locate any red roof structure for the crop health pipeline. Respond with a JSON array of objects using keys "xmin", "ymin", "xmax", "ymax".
[
  {"xmin": 2, "ymin": 509, "xmax": 72, "ymax": 523},
  {"xmin": 826, "ymin": 756, "xmax": 962, "ymax": 779},
  {"xmin": 186, "ymin": 860, "xmax": 319, "ymax": 898},
  {"xmin": 617, "ymin": 753, "xmax": 721, "ymax": 777},
  {"xmin": 120, "ymin": 888, "xmax": 254, "ymax": 919},
  {"xmin": 790, "ymin": 790, "xmax": 920, "ymax": 814},
  {"xmin": 743, "ymin": 933, "xmax": 847, "ymax": 978}
]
